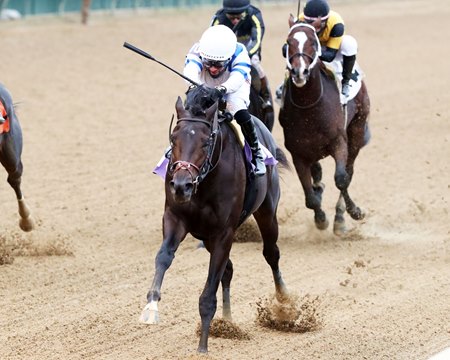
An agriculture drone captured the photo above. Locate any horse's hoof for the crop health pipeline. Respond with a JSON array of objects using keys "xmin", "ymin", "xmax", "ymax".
[
  {"xmin": 350, "ymin": 207, "xmax": 366, "ymax": 221},
  {"xmin": 19, "ymin": 217, "xmax": 35, "ymax": 232},
  {"xmin": 315, "ymin": 218, "xmax": 329, "ymax": 230},
  {"xmin": 139, "ymin": 302, "xmax": 159, "ymax": 324},
  {"xmin": 333, "ymin": 221, "xmax": 346, "ymax": 236}
]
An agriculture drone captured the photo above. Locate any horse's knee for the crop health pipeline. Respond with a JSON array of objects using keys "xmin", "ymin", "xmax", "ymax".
[{"xmin": 335, "ymin": 171, "xmax": 350, "ymax": 191}]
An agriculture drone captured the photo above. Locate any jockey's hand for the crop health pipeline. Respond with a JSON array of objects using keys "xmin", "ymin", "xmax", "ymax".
[
  {"xmin": 186, "ymin": 84, "xmax": 197, "ymax": 93},
  {"xmin": 213, "ymin": 85, "xmax": 227, "ymax": 99}
]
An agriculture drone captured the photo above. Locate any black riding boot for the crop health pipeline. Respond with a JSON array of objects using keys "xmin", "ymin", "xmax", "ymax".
[
  {"xmin": 259, "ymin": 76, "xmax": 273, "ymax": 112},
  {"xmin": 341, "ymin": 55, "xmax": 356, "ymax": 97},
  {"xmin": 235, "ymin": 110, "xmax": 266, "ymax": 177}
]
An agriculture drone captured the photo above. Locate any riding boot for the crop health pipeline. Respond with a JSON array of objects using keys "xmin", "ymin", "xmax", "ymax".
[
  {"xmin": 259, "ymin": 76, "xmax": 273, "ymax": 112},
  {"xmin": 341, "ymin": 55, "xmax": 356, "ymax": 97},
  {"xmin": 235, "ymin": 110, "xmax": 266, "ymax": 177}
]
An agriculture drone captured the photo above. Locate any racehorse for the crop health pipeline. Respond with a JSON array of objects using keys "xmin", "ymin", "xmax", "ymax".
[
  {"xmin": 249, "ymin": 66, "xmax": 274, "ymax": 132},
  {"xmin": 0, "ymin": 83, "xmax": 35, "ymax": 232},
  {"xmin": 140, "ymin": 85, "xmax": 289, "ymax": 353},
  {"xmin": 278, "ymin": 16, "xmax": 370, "ymax": 235}
]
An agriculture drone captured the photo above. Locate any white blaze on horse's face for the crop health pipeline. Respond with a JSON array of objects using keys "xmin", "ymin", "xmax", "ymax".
[
  {"xmin": 293, "ymin": 32, "xmax": 308, "ymax": 87},
  {"xmin": 286, "ymin": 23, "xmax": 322, "ymax": 88}
]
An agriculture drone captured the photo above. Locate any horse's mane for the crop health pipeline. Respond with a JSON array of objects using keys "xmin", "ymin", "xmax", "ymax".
[{"xmin": 185, "ymin": 85, "xmax": 221, "ymax": 117}]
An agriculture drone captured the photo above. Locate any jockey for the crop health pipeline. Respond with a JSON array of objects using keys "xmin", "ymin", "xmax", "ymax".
[
  {"xmin": 276, "ymin": 0, "xmax": 358, "ymax": 99},
  {"xmin": 210, "ymin": 0, "xmax": 273, "ymax": 112},
  {"xmin": 183, "ymin": 25, "xmax": 266, "ymax": 176}
]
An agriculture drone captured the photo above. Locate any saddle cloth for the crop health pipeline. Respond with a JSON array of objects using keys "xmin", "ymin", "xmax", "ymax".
[{"xmin": 0, "ymin": 101, "xmax": 10, "ymax": 133}]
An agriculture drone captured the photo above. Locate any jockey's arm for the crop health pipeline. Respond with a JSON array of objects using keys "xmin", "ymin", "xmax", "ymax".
[
  {"xmin": 319, "ymin": 22, "xmax": 344, "ymax": 62},
  {"xmin": 320, "ymin": 47, "xmax": 338, "ymax": 63},
  {"xmin": 246, "ymin": 12, "xmax": 264, "ymax": 57},
  {"xmin": 222, "ymin": 44, "xmax": 251, "ymax": 93}
]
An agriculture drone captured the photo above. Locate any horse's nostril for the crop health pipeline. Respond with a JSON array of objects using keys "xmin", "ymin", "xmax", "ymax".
[
  {"xmin": 185, "ymin": 183, "xmax": 194, "ymax": 191},
  {"xmin": 169, "ymin": 180, "xmax": 175, "ymax": 188}
]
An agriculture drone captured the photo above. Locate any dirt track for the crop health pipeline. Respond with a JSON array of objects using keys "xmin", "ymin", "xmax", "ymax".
[{"xmin": 1, "ymin": 1, "xmax": 449, "ymax": 359}]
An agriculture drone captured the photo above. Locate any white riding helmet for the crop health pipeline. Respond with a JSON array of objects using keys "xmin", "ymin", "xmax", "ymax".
[{"xmin": 198, "ymin": 25, "xmax": 237, "ymax": 61}]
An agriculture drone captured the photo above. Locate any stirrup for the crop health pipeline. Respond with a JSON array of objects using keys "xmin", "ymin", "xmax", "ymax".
[
  {"xmin": 341, "ymin": 82, "xmax": 350, "ymax": 97},
  {"xmin": 253, "ymin": 155, "xmax": 266, "ymax": 176},
  {"xmin": 0, "ymin": 115, "xmax": 5, "ymax": 124}
]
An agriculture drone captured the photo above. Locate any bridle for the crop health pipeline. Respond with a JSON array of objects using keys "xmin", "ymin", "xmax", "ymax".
[
  {"xmin": 285, "ymin": 23, "xmax": 324, "ymax": 109},
  {"xmin": 168, "ymin": 112, "xmax": 223, "ymax": 193}
]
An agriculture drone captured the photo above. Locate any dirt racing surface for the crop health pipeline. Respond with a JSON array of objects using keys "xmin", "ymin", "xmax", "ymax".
[{"xmin": 1, "ymin": 1, "xmax": 449, "ymax": 359}]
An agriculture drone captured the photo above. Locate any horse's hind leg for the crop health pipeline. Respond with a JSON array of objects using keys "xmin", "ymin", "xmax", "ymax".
[
  {"xmin": 333, "ymin": 194, "xmax": 346, "ymax": 236},
  {"xmin": 254, "ymin": 206, "xmax": 289, "ymax": 302},
  {"xmin": 198, "ymin": 231, "xmax": 233, "ymax": 353},
  {"xmin": 221, "ymin": 259, "xmax": 233, "ymax": 321},
  {"xmin": 341, "ymin": 107, "xmax": 370, "ymax": 221},
  {"xmin": 294, "ymin": 159, "xmax": 328, "ymax": 230}
]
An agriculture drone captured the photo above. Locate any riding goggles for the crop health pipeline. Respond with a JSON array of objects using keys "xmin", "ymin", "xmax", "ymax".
[
  {"xmin": 226, "ymin": 12, "xmax": 245, "ymax": 21},
  {"xmin": 202, "ymin": 59, "xmax": 230, "ymax": 69}
]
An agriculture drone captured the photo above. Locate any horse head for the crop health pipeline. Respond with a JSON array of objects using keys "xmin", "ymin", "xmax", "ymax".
[
  {"xmin": 285, "ymin": 15, "xmax": 322, "ymax": 88},
  {"xmin": 167, "ymin": 95, "xmax": 219, "ymax": 204}
]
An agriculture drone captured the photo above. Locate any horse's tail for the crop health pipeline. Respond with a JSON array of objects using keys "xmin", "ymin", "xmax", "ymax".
[{"xmin": 275, "ymin": 147, "xmax": 291, "ymax": 172}]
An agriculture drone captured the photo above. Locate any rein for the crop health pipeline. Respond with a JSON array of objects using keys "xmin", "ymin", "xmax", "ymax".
[
  {"xmin": 287, "ymin": 72, "xmax": 323, "ymax": 109},
  {"xmin": 168, "ymin": 113, "xmax": 223, "ymax": 192}
]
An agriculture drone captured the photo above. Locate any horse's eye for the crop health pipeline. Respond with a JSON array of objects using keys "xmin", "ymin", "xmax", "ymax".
[{"xmin": 202, "ymin": 139, "xmax": 210, "ymax": 148}]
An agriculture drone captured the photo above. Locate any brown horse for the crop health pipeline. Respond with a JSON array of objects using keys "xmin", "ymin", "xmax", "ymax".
[
  {"xmin": 139, "ymin": 85, "xmax": 289, "ymax": 353},
  {"xmin": 278, "ymin": 16, "xmax": 370, "ymax": 235},
  {"xmin": 0, "ymin": 83, "xmax": 35, "ymax": 232}
]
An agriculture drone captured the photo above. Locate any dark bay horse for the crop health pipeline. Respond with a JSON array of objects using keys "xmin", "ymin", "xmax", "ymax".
[
  {"xmin": 140, "ymin": 85, "xmax": 289, "ymax": 353},
  {"xmin": 0, "ymin": 83, "xmax": 35, "ymax": 232},
  {"xmin": 279, "ymin": 17, "xmax": 370, "ymax": 235},
  {"xmin": 249, "ymin": 66, "xmax": 274, "ymax": 132}
]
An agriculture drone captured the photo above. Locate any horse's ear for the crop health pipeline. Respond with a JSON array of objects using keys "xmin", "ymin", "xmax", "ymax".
[
  {"xmin": 205, "ymin": 101, "xmax": 218, "ymax": 121},
  {"xmin": 175, "ymin": 96, "xmax": 185, "ymax": 116},
  {"xmin": 289, "ymin": 13, "xmax": 296, "ymax": 27}
]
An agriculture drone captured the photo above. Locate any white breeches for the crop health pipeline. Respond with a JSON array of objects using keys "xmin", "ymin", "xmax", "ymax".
[
  {"xmin": 250, "ymin": 53, "xmax": 265, "ymax": 79},
  {"xmin": 224, "ymin": 80, "xmax": 251, "ymax": 115}
]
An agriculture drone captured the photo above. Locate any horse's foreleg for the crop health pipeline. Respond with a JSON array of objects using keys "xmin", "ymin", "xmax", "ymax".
[
  {"xmin": 294, "ymin": 159, "xmax": 328, "ymax": 229},
  {"xmin": 332, "ymin": 136, "xmax": 365, "ymax": 220},
  {"xmin": 140, "ymin": 213, "xmax": 187, "ymax": 325},
  {"xmin": 198, "ymin": 232, "xmax": 233, "ymax": 353},
  {"xmin": 6, "ymin": 161, "xmax": 35, "ymax": 232},
  {"xmin": 221, "ymin": 259, "xmax": 233, "ymax": 321}
]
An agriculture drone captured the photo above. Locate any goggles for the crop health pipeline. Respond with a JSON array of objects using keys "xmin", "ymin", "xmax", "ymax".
[
  {"xmin": 226, "ymin": 12, "xmax": 245, "ymax": 21},
  {"xmin": 202, "ymin": 58, "xmax": 229, "ymax": 69}
]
